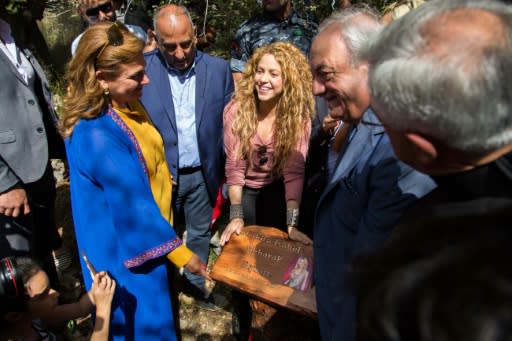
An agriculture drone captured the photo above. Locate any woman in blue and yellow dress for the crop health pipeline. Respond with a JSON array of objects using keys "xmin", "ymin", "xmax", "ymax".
[{"xmin": 61, "ymin": 21, "xmax": 210, "ymax": 340}]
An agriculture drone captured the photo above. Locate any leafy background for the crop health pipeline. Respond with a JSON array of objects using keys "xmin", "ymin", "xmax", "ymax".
[{"xmin": 4, "ymin": 0, "xmax": 397, "ymax": 79}]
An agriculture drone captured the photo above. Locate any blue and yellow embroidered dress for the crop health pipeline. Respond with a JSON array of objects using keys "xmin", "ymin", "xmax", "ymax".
[{"xmin": 65, "ymin": 101, "xmax": 191, "ymax": 340}]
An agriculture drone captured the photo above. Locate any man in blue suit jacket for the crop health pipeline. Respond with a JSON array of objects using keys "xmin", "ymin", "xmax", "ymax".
[
  {"xmin": 140, "ymin": 4, "xmax": 234, "ymax": 310},
  {"xmin": 309, "ymin": 7, "xmax": 436, "ymax": 340}
]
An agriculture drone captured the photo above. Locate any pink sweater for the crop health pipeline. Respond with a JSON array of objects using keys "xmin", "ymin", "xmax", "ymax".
[{"xmin": 224, "ymin": 100, "xmax": 311, "ymax": 204}]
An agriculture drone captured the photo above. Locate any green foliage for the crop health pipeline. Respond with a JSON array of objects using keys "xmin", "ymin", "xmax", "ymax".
[
  {"xmin": 0, "ymin": 0, "xmax": 28, "ymax": 15},
  {"xmin": 39, "ymin": 0, "xmax": 398, "ymax": 60},
  {"xmin": 35, "ymin": 0, "xmax": 401, "ymax": 115},
  {"xmin": 147, "ymin": 0, "xmax": 398, "ymax": 57},
  {"xmin": 188, "ymin": 0, "xmax": 260, "ymax": 58},
  {"xmin": 353, "ymin": 0, "xmax": 398, "ymax": 11},
  {"xmin": 36, "ymin": 0, "xmax": 399, "ymax": 81}
]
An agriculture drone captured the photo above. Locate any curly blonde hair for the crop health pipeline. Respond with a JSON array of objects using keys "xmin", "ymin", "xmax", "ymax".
[
  {"xmin": 61, "ymin": 21, "xmax": 144, "ymax": 137},
  {"xmin": 233, "ymin": 41, "xmax": 315, "ymax": 175}
]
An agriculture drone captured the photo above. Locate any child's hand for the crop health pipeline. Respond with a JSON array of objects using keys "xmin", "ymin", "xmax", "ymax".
[
  {"xmin": 89, "ymin": 272, "xmax": 116, "ymax": 341},
  {"xmin": 89, "ymin": 271, "xmax": 116, "ymax": 310}
]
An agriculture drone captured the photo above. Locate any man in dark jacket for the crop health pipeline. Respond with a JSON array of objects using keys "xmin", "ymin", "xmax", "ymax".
[
  {"xmin": 357, "ymin": 1, "xmax": 512, "ymax": 339},
  {"xmin": 363, "ymin": 0, "xmax": 512, "ymax": 221},
  {"xmin": 0, "ymin": 1, "xmax": 64, "ymax": 284}
]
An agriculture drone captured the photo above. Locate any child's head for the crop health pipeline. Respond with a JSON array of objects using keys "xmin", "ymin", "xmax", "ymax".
[{"xmin": 0, "ymin": 257, "xmax": 59, "ymax": 326}]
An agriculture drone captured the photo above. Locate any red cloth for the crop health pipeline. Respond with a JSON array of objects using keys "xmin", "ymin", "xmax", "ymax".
[{"xmin": 210, "ymin": 177, "xmax": 227, "ymax": 227}]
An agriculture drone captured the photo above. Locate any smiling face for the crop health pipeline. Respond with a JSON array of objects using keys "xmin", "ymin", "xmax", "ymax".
[
  {"xmin": 79, "ymin": 0, "xmax": 116, "ymax": 24},
  {"xmin": 254, "ymin": 53, "xmax": 284, "ymax": 107},
  {"xmin": 98, "ymin": 53, "xmax": 149, "ymax": 108},
  {"xmin": 310, "ymin": 27, "xmax": 370, "ymax": 123},
  {"xmin": 296, "ymin": 257, "xmax": 308, "ymax": 270}
]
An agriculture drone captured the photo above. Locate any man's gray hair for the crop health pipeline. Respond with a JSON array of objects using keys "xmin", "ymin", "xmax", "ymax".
[
  {"xmin": 363, "ymin": 0, "xmax": 512, "ymax": 156},
  {"xmin": 316, "ymin": 6, "xmax": 382, "ymax": 65}
]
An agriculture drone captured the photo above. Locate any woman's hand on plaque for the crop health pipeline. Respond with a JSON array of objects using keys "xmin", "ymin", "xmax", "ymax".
[
  {"xmin": 220, "ymin": 218, "xmax": 244, "ymax": 246},
  {"xmin": 288, "ymin": 226, "xmax": 313, "ymax": 245},
  {"xmin": 185, "ymin": 254, "xmax": 212, "ymax": 281}
]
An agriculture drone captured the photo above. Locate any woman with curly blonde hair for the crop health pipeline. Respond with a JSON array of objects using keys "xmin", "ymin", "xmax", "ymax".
[
  {"xmin": 220, "ymin": 41, "xmax": 315, "ymax": 246},
  {"xmin": 61, "ymin": 21, "xmax": 208, "ymax": 340}
]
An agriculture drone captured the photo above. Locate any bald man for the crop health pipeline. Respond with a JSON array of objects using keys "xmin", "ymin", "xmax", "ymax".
[{"xmin": 140, "ymin": 4, "xmax": 234, "ymax": 311}]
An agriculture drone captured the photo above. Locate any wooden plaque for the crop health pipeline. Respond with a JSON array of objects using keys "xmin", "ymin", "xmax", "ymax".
[{"xmin": 210, "ymin": 226, "xmax": 316, "ymax": 317}]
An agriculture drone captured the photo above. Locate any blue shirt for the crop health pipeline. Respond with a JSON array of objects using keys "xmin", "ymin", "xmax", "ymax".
[
  {"xmin": 167, "ymin": 62, "xmax": 201, "ymax": 168},
  {"xmin": 327, "ymin": 123, "xmax": 346, "ymax": 179}
]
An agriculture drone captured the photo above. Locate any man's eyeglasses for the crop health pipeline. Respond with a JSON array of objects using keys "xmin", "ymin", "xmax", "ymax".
[
  {"xmin": 85, "ymin": 2, "xmax": 113, "ymax": 19},
  {"xmin": 257, "ymin": 145, "xmax": 268, "ymax": 166},
  {"xmin": 157, "ymin": 39, "xmax": 194, "ymax": 53},
  {"xmin": 96, "ymin": 21, "xmax": 127, "ymax": 63}
]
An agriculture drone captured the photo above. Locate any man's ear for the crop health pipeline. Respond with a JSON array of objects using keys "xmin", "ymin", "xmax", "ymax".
[
  {"xmin": 358, "ymin": 62, "xmax": 369, "ymax": 73},
  {"xmin": 76, "ymin": 4, "xmax": 89, "ymax": 21},
  {"xmin": 147, "ymin": 29, "xmax": 156, "ymax": 42},
  {"xmin": 192, "ymin": 25, "xmax": 199, "ymax": 42},
  {"xmin": 405, "ymin": 132, "xmax": 438, "ymax": 162},
  {"xmin": 144, "ymin": 29, "xmax": 158, "ymax": 53}
]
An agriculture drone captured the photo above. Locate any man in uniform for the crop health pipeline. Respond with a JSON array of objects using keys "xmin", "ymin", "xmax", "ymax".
[{"xmin": 230, "ymin": 0, "xmax": 317, "ymax": 82}]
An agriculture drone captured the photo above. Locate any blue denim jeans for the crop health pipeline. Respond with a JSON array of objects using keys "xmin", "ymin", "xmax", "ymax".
[{"xmin": 173, "ymin": 169, "xmax": 213, "ymax": 297}]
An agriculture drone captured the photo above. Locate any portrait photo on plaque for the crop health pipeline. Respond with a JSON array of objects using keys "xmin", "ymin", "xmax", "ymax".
[{"xmin": 282, "ymin": 256, "xmax": 313, "ymax": 291}]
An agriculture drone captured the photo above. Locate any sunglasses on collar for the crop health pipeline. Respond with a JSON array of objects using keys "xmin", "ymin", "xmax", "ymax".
[
  {"xmin": 257, "ymin": 145, "xmax": 268, "ymax": 166},
  {"xmin": 85, "ymin": 2, "xmax": 113, "ymax": 19}
]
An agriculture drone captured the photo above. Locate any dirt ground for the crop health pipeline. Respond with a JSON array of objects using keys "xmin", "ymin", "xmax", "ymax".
[{"xmin": 52, "ymin": 174, "xmax": 236, "ymax": 341}]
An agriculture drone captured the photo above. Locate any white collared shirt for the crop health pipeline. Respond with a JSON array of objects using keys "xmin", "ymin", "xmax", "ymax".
[{"xmin": 0, "ymin": 18, "xmax": 35, "ymax": 85}]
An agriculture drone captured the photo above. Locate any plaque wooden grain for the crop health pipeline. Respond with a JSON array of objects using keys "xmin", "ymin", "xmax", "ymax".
[{"xmin": 210, "ymin": 226, "xmax": 316, "ymax": 318}]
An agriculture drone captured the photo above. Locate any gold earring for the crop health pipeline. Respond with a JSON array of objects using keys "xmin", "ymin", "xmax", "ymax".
[{"xmin": 104, "ymin": 88, "xmax": 110, "ymax": 96}]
